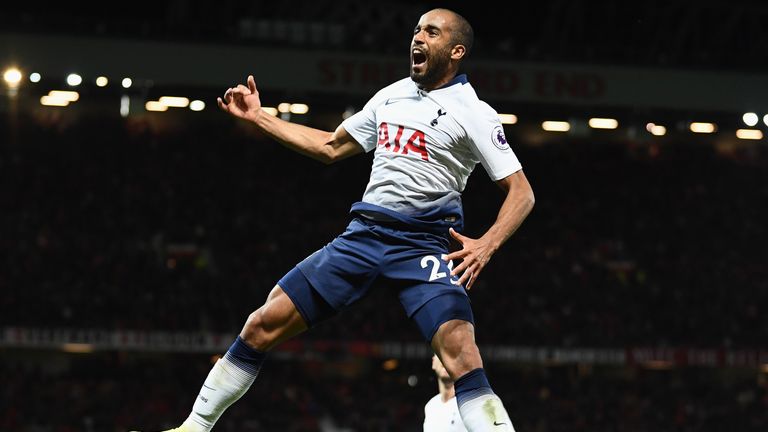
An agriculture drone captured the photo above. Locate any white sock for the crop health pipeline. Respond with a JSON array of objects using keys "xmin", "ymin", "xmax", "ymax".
[
  {"xmin": 458, "ymin": 393, "xmax": 515, "ymax": 432},
  {"xmin": 181, "ymin": 353, "xmax": 259, "ymax": 432}
]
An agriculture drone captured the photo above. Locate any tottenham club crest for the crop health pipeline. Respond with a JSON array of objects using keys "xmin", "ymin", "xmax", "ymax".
[{"xmin": 491, "ymin": 125, "xmax": 510, "ymax": 151}]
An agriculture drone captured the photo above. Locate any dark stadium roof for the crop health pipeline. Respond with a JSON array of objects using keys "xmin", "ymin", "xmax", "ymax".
[{"xmin": 3, "ymin": 0, "xmax": 767, "ymax": 72}]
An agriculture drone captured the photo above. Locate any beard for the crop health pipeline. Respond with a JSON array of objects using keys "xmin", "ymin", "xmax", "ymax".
[{"xmin": 410, "ymin": 44, "xmax": 452, "ymax": 89}]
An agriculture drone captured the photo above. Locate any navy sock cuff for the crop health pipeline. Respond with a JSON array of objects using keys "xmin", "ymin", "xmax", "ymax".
[
  {"xmin": 224, "ymin": 336, "xmax": 266, "ymax": 375},
  {"xmin": 455, "ymin": 368, "xmax": 494, "ymax": 408}
]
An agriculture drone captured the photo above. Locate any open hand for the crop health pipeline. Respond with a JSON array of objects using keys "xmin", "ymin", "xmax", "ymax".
[
  {"xmin": 217, "ymin": 75, "xmax": 263, "ymax": 122},
  {"xmin": 443, "ymin": 228, "xmax": 497, "ymax": 290}
]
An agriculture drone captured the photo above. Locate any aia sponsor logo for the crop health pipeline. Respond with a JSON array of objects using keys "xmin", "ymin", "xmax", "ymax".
[{"xmin": 377, "ymin": 122, "xmax": 429, "ymax": 161}]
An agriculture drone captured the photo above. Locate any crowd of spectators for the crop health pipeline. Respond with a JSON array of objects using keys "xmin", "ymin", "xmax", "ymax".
[
  {"xmin": 2, "ymin": 3, "xmax": 766, "ymax": 430},
  {"xmin": 2, "ymin": 95, "xmax": 767, "ymax": 430},
  {"xmin": 1, "ymin": 112, "xmax": 765, "ymax": 348},
  {"xmin": 2, "ymin": 350, "xmax": 766, "ymax": 431}
]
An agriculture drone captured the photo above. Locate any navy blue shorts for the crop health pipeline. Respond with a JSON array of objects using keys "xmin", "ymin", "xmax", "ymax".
[{"xmin": 278, "ymin": 217, "xmax": 474, "ymax": 341}]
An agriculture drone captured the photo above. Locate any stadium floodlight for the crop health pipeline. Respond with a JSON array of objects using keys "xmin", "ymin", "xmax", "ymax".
[
  {"xmin": 189, "ymin": 100, "xmax": 205, "ymax": 111},
  {"xmin": 289, "ymin": 103, "xmax": 309, "ymax": 114},
  {"xmin": 40, "ymin": 95, "xmax": 69, "ymax": 106},
  {"xmin": 96, "ymin": 76, "xmax": 108, "ymax": 87},
  {"xmin": 742, "ymin": 112, "xmax": 758, "ymax": 127},
  {"xmin": 648, "ymin": 124, "xmax": 667, "ymax": 136},
  {"xmin": 3, "ymin": 67, "xmax": 23, "ymax": 87},
  {"xmin": 736, "ymin": 129, "xmax": 763, "ymax": 140},
  {"xmin": 689, "ymin": 122, "xmax": 716, "ymax": 133},
  {"xmin": 499, "ymin": 114, "xmax": 518, "ymax": 124},
  {"xmin": 277, "ymin": 103, "xmax": 291, "ymax": 113},
  {"xmin": 262, "ymin": 107, "xmax": 279, "ymax": 116},
  {"xmin": 588, "ymin": 117, "xmax": 619, "ymax": 129},
  {"xmin": 66, "ymin": 73, "xmax": 82, "ymax": 86},
  {"xmin": 145, "ymin": 101, "xmax": 168, "ymax": 112},
  {"xmin": 29, "ymin": 72, "xmax": 41, "ymax": 83},
  {"xmin": 48, "ymin": 90, "xmax": 79, "ymax": 102},
  {"xmin": 764, "ymin": 114, "xmax": 768, "ymax": 127},
  {"xmin": 159, "ymin": 96, "xmax": 190, "ymax": 108},
  {"xmin": 120, "ymin": 95, "xmax": 130, "ymax": 117},
  {"xmin": 121, "ymin": 77, "xmax": 133, "ymax": 89},
  {"xmin": 542, "ymin": 121, "xmax": 571, "ymax": 132}
]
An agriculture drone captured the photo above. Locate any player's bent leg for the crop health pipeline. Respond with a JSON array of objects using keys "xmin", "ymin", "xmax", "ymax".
[
  {"xmin": 164, "ymin": 284, "xmax": 309, "ymax": 432},
  {"xmin": 240, "ymin": 284, "xmax": 309, "ymax": 350},
  {"xmin": 426, "ymin": 298, "xmax": 515, "ymax": 432},
  {"xmin": 431, "ymin": 318, "xmax": 483, "ymax": 379}
]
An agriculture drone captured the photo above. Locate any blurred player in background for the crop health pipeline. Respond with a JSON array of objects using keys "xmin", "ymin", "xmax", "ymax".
[
  {"xmin": 424, "ymin": 354, "xmax": 468, "ymax": 432},
  {"xmin": 144, "ymin": 7, "xmax": 533, "ymax": 432}
]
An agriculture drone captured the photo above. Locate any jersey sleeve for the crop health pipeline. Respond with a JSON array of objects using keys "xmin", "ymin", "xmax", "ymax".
[
  {"xmin": 465, "ymin": 102, "xmax": 522, "ymax": 181},
  {"xmin": 341, "ymin": 87, "xmax": 389, "ymax": 153}
]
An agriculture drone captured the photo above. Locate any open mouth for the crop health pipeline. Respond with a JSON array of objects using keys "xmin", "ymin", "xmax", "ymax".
[{"xmin": 412, "ymin": 49, "xmax": 427, "ymax": 68}]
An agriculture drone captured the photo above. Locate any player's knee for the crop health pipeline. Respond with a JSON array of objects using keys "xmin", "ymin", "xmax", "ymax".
[
  {"xmin": 241, "ymin": 306, "xmax": 280, "ymax": 351},
  {"xmin": 440, "ymin": 342, "xmax": 482, "ymax": 380},
  {"xmin": 240, "ymin": 289, "xmax": 305, "ymax": 351},
  {"xmin": 241, "ymin": 309, "xmax": 266, "ymax": 349},
  {"xmin": 434, "ymin": 320, "xmax": 483, "ymax": 379}
]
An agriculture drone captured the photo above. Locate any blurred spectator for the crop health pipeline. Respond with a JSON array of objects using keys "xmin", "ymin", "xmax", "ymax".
[{"xmin": 423, "ymin": 354, "xmax": 466, "ymax": 432}]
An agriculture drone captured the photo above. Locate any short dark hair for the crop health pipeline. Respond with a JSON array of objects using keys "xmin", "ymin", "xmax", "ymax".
[{"xmin": 443, "ymin": 9, "xmax": 474, "ymax": 56}]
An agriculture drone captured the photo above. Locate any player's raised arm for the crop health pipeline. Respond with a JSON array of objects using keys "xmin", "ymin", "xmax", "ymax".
[
  {"xmin": 217, "ymin": 75, "xmax": 363, "ymax": 164},
  {"xmin": 445, "ymin": 170, "xmax": 535, "ymax": 289}
]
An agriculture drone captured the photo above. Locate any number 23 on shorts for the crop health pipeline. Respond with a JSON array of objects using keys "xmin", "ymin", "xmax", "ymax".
[{"xmin": 420, "ymin": 254, "xmax": 460, "ymax": 285}]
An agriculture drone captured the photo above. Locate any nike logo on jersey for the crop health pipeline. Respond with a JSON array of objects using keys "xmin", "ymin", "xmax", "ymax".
[
  {"xmin": 493, "ymin": 421, "xmax": 507, "ymax": 426},
  {"xmin": 385, "ymin": 96, "xmax": 419, "ymax": 105},
  {"xmin": 377, "ymin": 122, "xmax": 428, "ymax": 160},
  {"xmin": 430, "ymin": 109, "xmax": 448, "ymax": 126}
]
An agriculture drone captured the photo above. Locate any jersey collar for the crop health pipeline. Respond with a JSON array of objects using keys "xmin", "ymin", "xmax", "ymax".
[
  {"xmin": 414, "ymin": 74, "xmax": 469, "ymax": 93},
  {"xmin": 437, "ymin": 73, "xmax": 468, "ymax": 89}
]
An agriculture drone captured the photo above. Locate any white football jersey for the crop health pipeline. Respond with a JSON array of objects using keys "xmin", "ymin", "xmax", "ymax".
[
  {"xmin": 342, "ymin": 75, "xmax": 522, "ymax": 216},
  {"xmin": 423, "ymin": 394, "xmax": 468, "ymax": 432}
]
